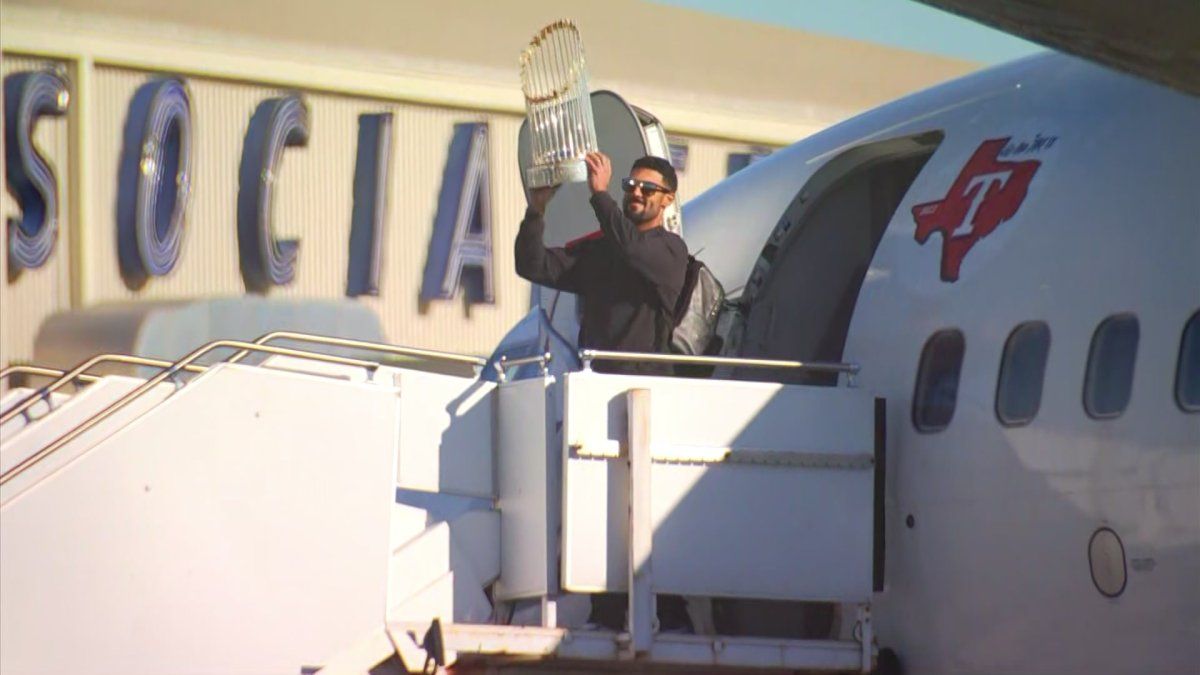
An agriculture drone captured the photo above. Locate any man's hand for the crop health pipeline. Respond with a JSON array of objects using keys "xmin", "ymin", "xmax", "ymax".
[
  {"xmin": 527, "ymin": 185, "xmax": 559, "ymax": 215},
  {"xmin": 585, "ymin": 151, "xmax": 612, "ymax": 195}
]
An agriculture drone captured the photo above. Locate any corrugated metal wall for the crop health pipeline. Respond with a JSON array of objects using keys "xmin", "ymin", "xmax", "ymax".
[
  {"xmin": 675, "ymin": 137, "xmax": 743, "ymax": 206},
  {"xmin": 0, "ymin": 56, "xmax": 74, "ymax": 369},
  {"xmin": 2, "ymin": 57, "xmax": 764, "ymax": 364}
]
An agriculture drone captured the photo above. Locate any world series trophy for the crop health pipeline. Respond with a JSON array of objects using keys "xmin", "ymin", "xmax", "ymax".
[{"xmin": 519, "ymin": 20, "xmax": 599, "ymax": 188}]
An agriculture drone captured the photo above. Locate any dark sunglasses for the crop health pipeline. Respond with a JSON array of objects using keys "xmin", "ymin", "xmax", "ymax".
[{"xmin": 620, "ymin": 177, "xmax": 673, "ymax": 196}]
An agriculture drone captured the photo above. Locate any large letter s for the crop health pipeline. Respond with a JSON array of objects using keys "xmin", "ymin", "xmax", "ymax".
[{"xmin": 4, "ymin": 70, "xmax": 69, "ymax": 274}]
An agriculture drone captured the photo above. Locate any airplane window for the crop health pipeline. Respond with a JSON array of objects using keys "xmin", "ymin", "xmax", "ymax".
[
  {"xmin": 913, "ymin": 329, "xmax": 965, "ymax": 432},
  {"xmin": 1084, "ymin": 314, "xmax": 1139, "ymax": 419},
  {"xmin": 996, "ymin": 321, "xmax": 1051, "ymax": 426},
  {"xmin": 1177, "ymin": 310, "xmax": 1200, "ymax": 412}
]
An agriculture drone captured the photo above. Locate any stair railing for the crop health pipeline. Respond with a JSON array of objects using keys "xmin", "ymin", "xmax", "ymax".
[
  {"xmin": 227, "ymin": 331, "xmax": 487, "ymax": 371},
  {"xmin": 0, "ymin": 355, "xmax": 210, "ymax": 426},
  {"xmin": 0, "ymin": 340, "xmax": 379, "ymax": 487},
  {"xmin": 0, "ymin": 365, "xmax": 102, "ymax": 387}
]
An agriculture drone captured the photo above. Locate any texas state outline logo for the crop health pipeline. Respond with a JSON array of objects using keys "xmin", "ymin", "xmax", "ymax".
[{"xmin": 912, "ymin": 136, "xmax": 1052, "ymax": 282}]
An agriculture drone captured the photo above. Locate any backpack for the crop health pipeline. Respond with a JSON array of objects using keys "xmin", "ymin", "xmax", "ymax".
[{"xmin": 667, "ymin": 256, "xmax": 726, "ymax": 355}]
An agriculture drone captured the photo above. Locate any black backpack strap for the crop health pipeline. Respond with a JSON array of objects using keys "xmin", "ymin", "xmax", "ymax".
[
  {"xmin": 655, "ymin": 297, "xmax": 676, "ymax": 353},
  {"xmin": 673, "ymin": 256, "xmax": 701, "ymax": 327}
]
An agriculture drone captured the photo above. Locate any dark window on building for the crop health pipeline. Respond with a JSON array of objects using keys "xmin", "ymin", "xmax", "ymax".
[
  {"xmin": 669, "ymin": 138, "xmax": 690, "ymax": 172},
  {"xmin": 1177, "ymin": 310, "xmax": 1200, "ymax": 413},
  {"xmin": 996, "ymin": 321, "xmax": 1051, "ymax": 426},
  {"xmin": 1084, "ymin": 314, "xmax": 1139, "ymax": 419},
  {"xmin": 727, "ymin": 148, "xmax": 772, "ymax": 175},
  {"xmin": 913, "ymin": 329, "xmax": 965, "ymax": 432}
]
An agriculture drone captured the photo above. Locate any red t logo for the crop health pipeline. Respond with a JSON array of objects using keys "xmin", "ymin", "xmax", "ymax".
[{"xmin": 913, "ymin": 138, "xmax": 1040, "ymax": 281}]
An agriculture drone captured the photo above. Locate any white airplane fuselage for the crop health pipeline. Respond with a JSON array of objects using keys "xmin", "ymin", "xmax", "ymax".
[{"xmin": 683, "ymin": 53, "xmax": 1199, "ymax": 674}]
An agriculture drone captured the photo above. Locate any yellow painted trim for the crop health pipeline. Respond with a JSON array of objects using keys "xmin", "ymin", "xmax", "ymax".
[{"xmin": 1, "ymin": 6, "xmax": 822, "ymax": 146}]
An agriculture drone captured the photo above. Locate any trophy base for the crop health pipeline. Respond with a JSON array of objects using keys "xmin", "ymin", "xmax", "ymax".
[{"xmin": 526, "ymin": 159, "xmax": 588, "ymax": 188}]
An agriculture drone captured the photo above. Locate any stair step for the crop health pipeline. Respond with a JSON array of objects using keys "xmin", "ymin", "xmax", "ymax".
[
  {"xmin": 1, "ymin": 376, "xmax": 155, "ymax": 475},
  {"xmin": 389, "ymin": 522, "xmax": 451, "ymax": 608},
  {"xmin": 387, "ymin": 509, "xmax": 500, "ymax": 624},
  {"xmin": 311, "ymin": 625, "xmax": 395, "ymax": 675},
  {"xmin": 0, "ymin": 381, "xmax": 175, "ymax": 504},
  {"xmin": 390, "ymin": 502, "xmax": 429, "ymax": 551},
  {"xmin": 0, "ymin": 389, "xmax": 72, "ymax": 437}
]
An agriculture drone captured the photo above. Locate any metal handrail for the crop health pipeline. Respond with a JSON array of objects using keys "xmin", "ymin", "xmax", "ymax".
[
  {"xmin": 0, "ymin": 340, "xmax": 379, "ymax": 488},
  {"xmin": 227, "ymin": 331, "xmax": 488, "ymax": 369},
  {"xmin": 492, "ymin": 352, "xmax": 552, "ymax": 381},
  {"xmin": 0, "ymin": 365, "xmax": 102, "ymax": 386},
  {"xmin": 578, "ymin": 349, "xmax": 860, "ymax": 375},
  {"xmin": 0, "ymin": 355, "xmax": 210, "ymax": 426}
]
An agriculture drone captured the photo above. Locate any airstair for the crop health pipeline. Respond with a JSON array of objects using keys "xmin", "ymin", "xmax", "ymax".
[{"xmin": 0, "ymin": 333, "xmax": 883, "ymax": 674}]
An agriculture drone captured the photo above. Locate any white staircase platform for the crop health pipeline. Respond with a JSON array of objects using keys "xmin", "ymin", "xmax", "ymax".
[
  {"xmin": 2, "ymin": 350, "xmax": 882, "ymax": 675},
  {"xmin": 0, "ymin": 363, "xmax": 399, "ymax": 674}
]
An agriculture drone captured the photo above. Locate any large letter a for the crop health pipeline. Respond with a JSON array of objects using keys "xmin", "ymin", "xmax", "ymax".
[{"xmin": 421, "ymin": 123, "xmax": 494, "ymax": 304}]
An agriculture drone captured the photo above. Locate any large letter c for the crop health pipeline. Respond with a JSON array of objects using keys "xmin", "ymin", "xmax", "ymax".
[{"xmin": 237, "ymin": 94, "xmax": 308, "ymax": 293}]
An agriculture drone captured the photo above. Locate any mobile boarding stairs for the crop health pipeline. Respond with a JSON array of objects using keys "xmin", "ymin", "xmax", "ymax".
[{"xmin": 0, "ymin": 333, "xmax": 883, "ymax": 674}]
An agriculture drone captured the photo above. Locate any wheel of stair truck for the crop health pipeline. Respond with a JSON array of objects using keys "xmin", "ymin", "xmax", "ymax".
[{"xmin": 873, "ymin": 646, "xmax": 903, "ymax": 675}]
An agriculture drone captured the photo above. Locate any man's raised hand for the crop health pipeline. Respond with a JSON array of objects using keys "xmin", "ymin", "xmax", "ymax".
[
  {"xmin": 585, "ymin": 152, "xmax": 612, "ymax": 195},
  {"xmin": 527, "ymin": 184, "xmax": 560, "ymax": 215}
]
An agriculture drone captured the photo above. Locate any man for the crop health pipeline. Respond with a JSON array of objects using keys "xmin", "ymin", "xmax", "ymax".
[
  {"xmin": 515, "ymin": 152, "xmax": 687, "ymax": 375},
  {"xmin": 515, "ymin": 152, "xmax": 693, "ymax": 631}
]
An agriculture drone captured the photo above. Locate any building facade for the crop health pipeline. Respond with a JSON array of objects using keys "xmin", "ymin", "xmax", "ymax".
[{"xmin": 1, "ymin": 0, "xmax": 977, "ymax": 368}]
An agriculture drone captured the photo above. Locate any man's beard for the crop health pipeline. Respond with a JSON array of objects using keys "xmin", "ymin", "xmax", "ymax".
[{"xmin": 623, "ymin": 199, "xmax": 658, "ymax": 224}]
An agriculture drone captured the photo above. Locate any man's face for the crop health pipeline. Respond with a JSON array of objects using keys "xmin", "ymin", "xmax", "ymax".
[{"xmin": 622, "ymin": 167, "xmax": 675, "ymax": 225}]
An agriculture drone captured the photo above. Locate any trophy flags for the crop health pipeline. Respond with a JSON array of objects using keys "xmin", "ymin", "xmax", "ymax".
[{"xmin": 519, "ymin": 20, "xmax": 599, "ymax": 188}]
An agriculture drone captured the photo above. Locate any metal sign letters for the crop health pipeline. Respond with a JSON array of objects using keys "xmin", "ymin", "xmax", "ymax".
[{"xmin": 3, "ymin": 71, "xmax": 497, "ymax": 302}]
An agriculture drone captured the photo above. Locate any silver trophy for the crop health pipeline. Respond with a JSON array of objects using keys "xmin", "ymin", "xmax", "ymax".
[{"xmin": 519, "ymin": 20, "xmax": 598, "ymax": 188}]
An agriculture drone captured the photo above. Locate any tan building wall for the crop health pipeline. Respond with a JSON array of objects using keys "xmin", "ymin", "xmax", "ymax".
[{"xmin": 0, "ymin": 2, "xmax": 979, "ymax": 368}]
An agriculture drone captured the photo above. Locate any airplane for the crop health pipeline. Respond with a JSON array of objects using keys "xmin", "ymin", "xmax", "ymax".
[
  {"xmin": 1, "ymin": 5, "xmax": 1196, "ymax": 675},
  {"xmin": 680, "ymin": 49, "xmax": 1199, "ymax": 674}
]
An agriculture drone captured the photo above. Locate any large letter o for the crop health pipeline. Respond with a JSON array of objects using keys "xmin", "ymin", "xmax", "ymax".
[{"xmin": 117, "ymin": 77, "xmax": 193, "ymax": 289}]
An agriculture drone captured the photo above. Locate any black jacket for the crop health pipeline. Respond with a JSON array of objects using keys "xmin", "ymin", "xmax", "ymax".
[{"xmin": 515, "ymin": 192, "xmax": 688, "ymax": 374}]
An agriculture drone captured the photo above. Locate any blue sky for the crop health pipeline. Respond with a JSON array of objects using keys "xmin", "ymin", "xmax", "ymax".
[{"xmin": 651, "ymin": 0, "xmax": 1044, "ymax": 64}]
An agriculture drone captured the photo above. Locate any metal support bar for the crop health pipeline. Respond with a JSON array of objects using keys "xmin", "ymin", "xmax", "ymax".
[
  {"xmin": 540, "ymin": 595, "xmax": 558, "ymax": 629},
  {"xmin": 627, "ymin": 388, "xmax": 654, "ymax": 656},
  {"xmin": 571, "ymin": 439, "xmax": 874, "ymax": 469},
  {"xmin": 0, "ymin": 354, "xmax": 209, "ymax": 426},
  {"xmin": 579, "ymin": 349, "xmax": 859, "ymax": 375},
  {"xmin": 493, "ymin": 352, "xmax": 552, "ymax": 382},
  {"xmin": 0, "ymin": 340, "xmax": 378, "ymax": 487}
]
